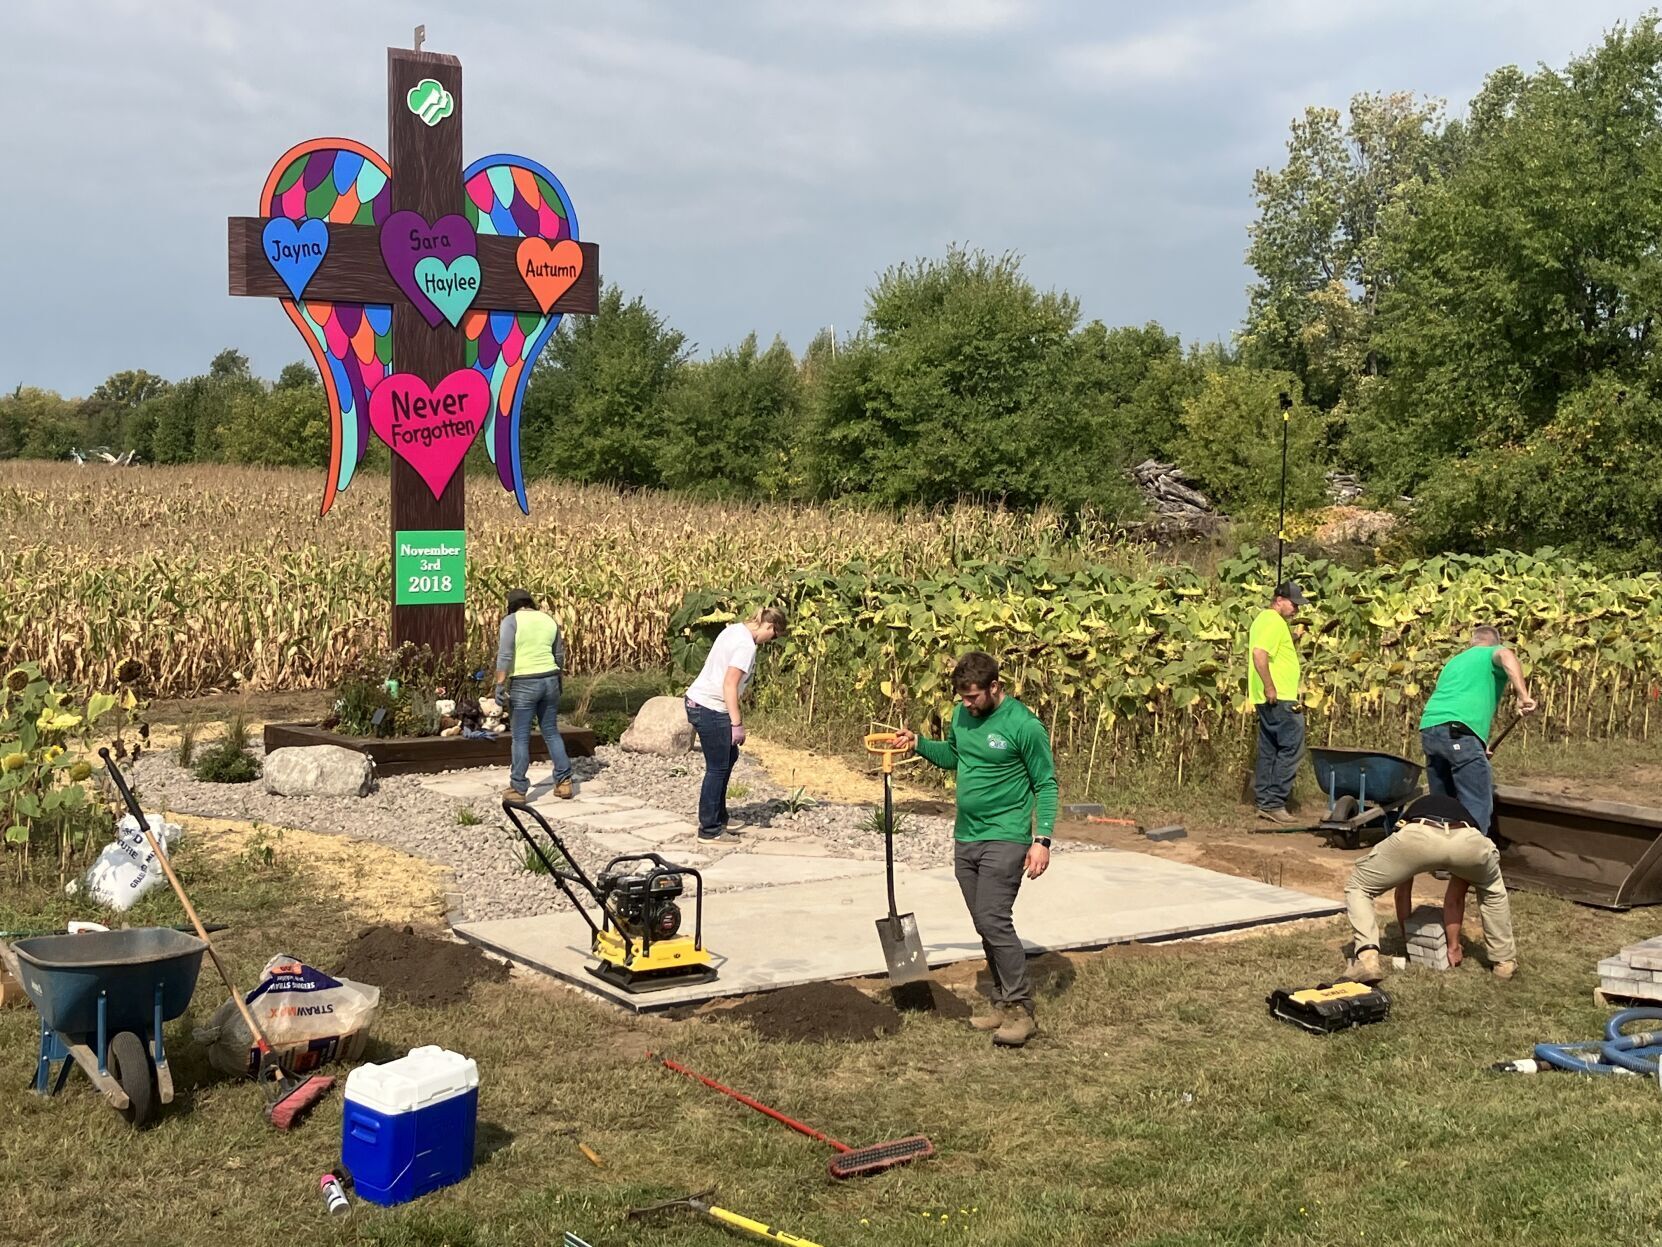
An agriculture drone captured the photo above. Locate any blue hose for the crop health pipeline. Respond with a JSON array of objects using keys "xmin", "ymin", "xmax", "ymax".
[{"xmin": 1533, "ymin": 1009, "xmax": 1662, "ymax": 1076}]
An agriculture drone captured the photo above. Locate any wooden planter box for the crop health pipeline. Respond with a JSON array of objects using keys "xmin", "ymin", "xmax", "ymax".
[{"xmin": 262, "ymin": 722, "xmax": 597, "ymax": 777}]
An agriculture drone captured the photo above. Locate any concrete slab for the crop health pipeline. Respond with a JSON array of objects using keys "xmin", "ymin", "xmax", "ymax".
[
  {"xmin": 630, "ymin": 821, "xmax": 700, "ymax": 844},
  {"xmin": 455, "ymin": 850, "xmax": 1342, "ymax": 1013},
  {"xmin": 565, "ymin": 808, "xmax": 679, "ymax": 832},
  {"xmin": 697, "ymin": 853, "xmax": 886, "ymax": 889},
  {"xmin": 419, "ymin": 775, "xmax": 501, "ymax": 800},
  {"xmin": 585, "ymin": 831, "xmax": 656, "ymax": 855},
  {"xmin": 746, "ymin": 839, "xmax": 835, "ymax": 858}
]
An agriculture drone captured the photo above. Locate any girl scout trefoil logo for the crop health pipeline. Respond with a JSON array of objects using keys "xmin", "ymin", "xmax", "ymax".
[{"xmin": 406, "ymin": 79, "xmax": 455, "ymax": 126}]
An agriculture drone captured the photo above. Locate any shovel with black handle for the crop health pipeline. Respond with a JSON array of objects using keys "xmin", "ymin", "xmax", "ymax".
[{"xmin": 865, "ymin": 733, "xmax": 930, "ymax": 987}]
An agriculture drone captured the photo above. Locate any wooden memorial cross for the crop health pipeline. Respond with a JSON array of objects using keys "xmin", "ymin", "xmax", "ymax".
[{"xmin": 227, "ymin": 42, "xmax": 598, "ymax": 654}]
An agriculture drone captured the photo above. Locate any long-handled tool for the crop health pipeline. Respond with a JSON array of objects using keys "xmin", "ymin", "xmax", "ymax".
[
  {"xmin": 863, "ymin": 732, "xmax": 930, "ymax": 988},
  {"xmin": 1486, "ymin": 714, "xmax": 1530, "ymax": 757},
  {"xmin": 98, "ymin": 749, "xmax": 334, "ymax": 1128},
  {"xmin": 655, "ymin": 1054, "xmax": 934, "ymax": 1179},
  {"xmin": 627, "ymin": 1188, "xmax": 824, "ymax": 1246}
]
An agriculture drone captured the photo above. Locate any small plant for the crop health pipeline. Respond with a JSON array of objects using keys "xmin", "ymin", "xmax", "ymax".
[
  {"xmin": 240, "ymin": 825, "xmax": 281, "ymax": 871},
  {"xmin": 521, "ymin": 845, "xmax": 551, "ymax": 874},
  {"xmin": 457, "ymin": 806, "xmax": 481, "ymax": 826},
  {"xmin": 175, "ymin": 717, "xmax": 199, "ymax": 767},
  {"xmin": 780, "ymin": 784, "xmax": 817, "ymax": 814},
  {"xmin": 585, "ymin": 710, "xmax": 631, "ymax": 746},
  {"xmin": 728, "ymin": 783, "xmax": 752, "ymax": 801},
  {"xmin": 193, "ymin": 714, "xmax": 260, "ymax": 784},
  {"xmin": 861, "ymin": 804, "xmax": 909, "ymax": 836}
]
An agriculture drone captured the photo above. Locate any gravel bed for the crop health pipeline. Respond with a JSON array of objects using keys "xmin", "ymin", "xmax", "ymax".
[{"xmin": 127, "ymin": 742, "xmax": 966, "ymax": 923}]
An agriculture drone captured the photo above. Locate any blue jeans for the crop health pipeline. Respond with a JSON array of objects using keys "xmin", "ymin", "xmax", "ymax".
[
  {"xmin": 686, "ymin": 700, "xmax": 737, "ymax": 837},
  {"xmin": 1421, "ymin": 723, "xmax": 1494, "ymax": 836},
  {"xmin": 509, "ymin": 675, "xmax": 571, "ymax": 794},
  {"xmin": 1254, "ymin": 702, "xmax": 1305, "ymax": 810}
]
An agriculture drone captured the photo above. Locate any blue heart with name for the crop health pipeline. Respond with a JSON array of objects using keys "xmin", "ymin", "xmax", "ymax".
[{"xmin": 263, "ymin": 217, "xmax": 330, "ymax": 300}]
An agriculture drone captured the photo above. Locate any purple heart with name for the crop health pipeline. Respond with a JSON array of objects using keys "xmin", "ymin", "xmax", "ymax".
[{"xmin": 378, "ymin": 210, "xmax": 479, "ymax": 328}]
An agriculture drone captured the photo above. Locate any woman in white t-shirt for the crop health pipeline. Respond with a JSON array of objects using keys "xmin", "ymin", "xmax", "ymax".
[{"xmin": 684, "ymin": 606, "xmax": 788, "ymax": 840}]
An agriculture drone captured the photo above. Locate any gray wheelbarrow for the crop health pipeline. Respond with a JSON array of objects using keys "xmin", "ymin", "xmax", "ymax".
[{"xmin": 4, "ymin": 927, "xmax": 206, "ymax": 1127}]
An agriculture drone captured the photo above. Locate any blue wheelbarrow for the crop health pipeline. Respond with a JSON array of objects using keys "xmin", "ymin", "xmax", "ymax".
[
  {"xmin": 1309, "ymin": 747, "xmax": 1424, "ymax": 849},
  {"xmin": 2, "ymin": 927, "xmax": 206, "ymax": 1127}
]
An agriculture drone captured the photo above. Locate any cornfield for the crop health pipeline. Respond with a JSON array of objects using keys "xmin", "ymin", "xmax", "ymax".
[{"xmin": 0, "ymin": 464, "xmax": 1138, "ymax": 698}]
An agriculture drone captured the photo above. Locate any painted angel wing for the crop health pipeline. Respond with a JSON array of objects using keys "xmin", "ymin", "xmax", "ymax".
[
  {"xmin": 260, "ymin": 140, "xmax": 393, "ymax": 515},
  {"xmin": 460, "ymin": 155, "xmax": 580, "ymax": 514}
]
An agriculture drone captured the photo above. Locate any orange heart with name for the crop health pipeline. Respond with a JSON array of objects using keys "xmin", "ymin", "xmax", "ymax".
[{"xmin": 516, "ymin": 238, "xmax": 584, "ymax": 313}]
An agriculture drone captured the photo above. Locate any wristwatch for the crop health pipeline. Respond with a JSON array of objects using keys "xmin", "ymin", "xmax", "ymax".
[{"xmin": 1033, "ymin": 837, "xmax": 1051, "ymax": 849}]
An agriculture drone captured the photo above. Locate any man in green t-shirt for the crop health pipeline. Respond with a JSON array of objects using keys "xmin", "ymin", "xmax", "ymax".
[
  {"xmin": 1419, "ymin": 624, "xmax": 1536, "ymax": 964},
  {"xmin": 894, "ymin": 652, "xmax": 1058, "ymax": 1049},
  {"xmin": 1247, "ymin": 582, "xmax": 1307, "ymax": 823}
]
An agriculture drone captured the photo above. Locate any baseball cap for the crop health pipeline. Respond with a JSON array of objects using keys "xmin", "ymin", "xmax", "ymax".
[{"xmin": 1275, "ymin": 580, "xmax": 1308, "ymax": 606}]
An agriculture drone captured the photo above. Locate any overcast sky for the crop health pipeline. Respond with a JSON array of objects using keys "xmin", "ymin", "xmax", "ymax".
[{"xmin": 2, "ymin": 0, "xmax": 1651, "ymax": 395}]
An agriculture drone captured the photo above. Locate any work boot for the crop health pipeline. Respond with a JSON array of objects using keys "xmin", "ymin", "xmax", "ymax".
[
  {"xmin": 1256, "ymin": 807, "xmax": 1297, "ymax": 825},
  {"xmin": 555, "ymin": 778, "xmax": 574, "ymax": 800},
  {"xmin": 1492, "ymin": 960, "xmax": 1519, "ymax": 981},
  {"xmin": 969, "ymin": 1004, "xmax": 1011, "ymax": 1032},
  {"xmin": 1345, "ymin": 947, "xmax": 1384, "ymax": 984},
  {"xmin": 502, "ymin": 787, "xmax": 527, "ymax": 804},
  {"xmin": 992, "ymin": 1005, "xmax": 1038, "ymax": 1048}
]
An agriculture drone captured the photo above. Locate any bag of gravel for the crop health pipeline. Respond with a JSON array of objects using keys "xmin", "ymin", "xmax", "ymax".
[
  {"xmin": 194, "ymin": 953, "xmax": 380, "ymax": 1077},
  {"xmin": 84, "ymin": 813, "xmax": 183, "ymax": 912}
]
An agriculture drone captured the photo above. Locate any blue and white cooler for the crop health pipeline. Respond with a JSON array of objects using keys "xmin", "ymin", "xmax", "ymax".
[{"xmin": 341, "ymin": 1045, "xmax": 479, "ymax": 1206}]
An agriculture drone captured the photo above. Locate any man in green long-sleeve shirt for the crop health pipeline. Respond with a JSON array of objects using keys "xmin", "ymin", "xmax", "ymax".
[{"xmin": 894, "ymin": 651, "xmax": 1058, "ymax": 1048}]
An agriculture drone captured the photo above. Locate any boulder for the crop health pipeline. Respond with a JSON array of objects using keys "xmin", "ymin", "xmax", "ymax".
[
  {"xmin": 263, "ymin": 745, "xmax": 375, "ymax": 798},
  {"xmin": 620, "ymin": 696, "xmax": 694, "ymax": 755}
]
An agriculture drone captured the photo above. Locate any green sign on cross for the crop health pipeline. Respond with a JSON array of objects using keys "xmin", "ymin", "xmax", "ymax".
[{"xmin": 394, "ymin": 529, "xmax": 465, "ymax": 605}]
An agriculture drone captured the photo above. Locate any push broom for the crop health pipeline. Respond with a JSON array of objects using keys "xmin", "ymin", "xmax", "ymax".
[
  {"xmin": 99, "ymin": 750, "xmax": 334, "ymax": 1128},
  {"xmin": 655, "ymin": 1055, "xmax": 933, "ymax": 1179}
]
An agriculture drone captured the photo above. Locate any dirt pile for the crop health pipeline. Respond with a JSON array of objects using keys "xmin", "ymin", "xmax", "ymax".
[
  {"xmin": 339, "ymin": 924, "xmax": 509, "ymax": 1007},
  {"xmin": 722, "ymin": 981, "xmax": 904, "ymax": 1042}
]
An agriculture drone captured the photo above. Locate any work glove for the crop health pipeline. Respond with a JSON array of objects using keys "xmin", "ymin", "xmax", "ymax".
[
  {"xmin": 494, "ymin": 683, "xmax": 506, "ymax": 706},
  {"xmin": 731, "ymin": 723, "xmax": 747, "ymax": 746}
]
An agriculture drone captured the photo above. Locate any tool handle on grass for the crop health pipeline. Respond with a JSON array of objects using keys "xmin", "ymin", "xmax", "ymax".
[
  {"xmin": 706, "ymin": 1203, "xmax": 824, "ymax": 1247},
  {"xmin": 656, "ymin": 1055, "xmax": 851, "ymax": 1152},
  {"xmin": 98, "ymin": 749, "xmax": 277, "ymax": 1059}
]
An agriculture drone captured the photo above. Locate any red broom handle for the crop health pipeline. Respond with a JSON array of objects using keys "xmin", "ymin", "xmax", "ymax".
[{"xmin": 656, "ymin": 1055, "xmax": 851, "ymax": 1152}]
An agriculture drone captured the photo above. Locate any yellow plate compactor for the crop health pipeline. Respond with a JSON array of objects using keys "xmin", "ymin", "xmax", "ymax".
[{"xmin": 504, "ymin": 801, "xmax": 717, "ymax": 993}]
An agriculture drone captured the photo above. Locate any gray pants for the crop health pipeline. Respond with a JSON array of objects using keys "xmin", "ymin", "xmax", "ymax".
[
  {"xmin": 1254, "ymin": 702, "xmax": 1305, "ymax": 810},
  {"xmin": 953, "ymin": 840, "xmax": 1032, "ymax": 1011}
]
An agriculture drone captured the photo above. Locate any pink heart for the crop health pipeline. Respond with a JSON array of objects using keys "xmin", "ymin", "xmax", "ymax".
[{"xmin": 368, "ymin": 370, "xmax": 490, "ymax": 499}]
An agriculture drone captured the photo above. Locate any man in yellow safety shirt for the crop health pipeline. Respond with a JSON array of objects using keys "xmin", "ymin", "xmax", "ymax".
[{"xmin": 1247, "ymin": 581, "xmax": 1307, "ymax": 824}]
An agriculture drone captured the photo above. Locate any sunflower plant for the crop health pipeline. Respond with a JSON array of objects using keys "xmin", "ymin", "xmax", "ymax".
[{"xmin": 0, "ymin": 663, "xmax": 136, "ymax": 881}]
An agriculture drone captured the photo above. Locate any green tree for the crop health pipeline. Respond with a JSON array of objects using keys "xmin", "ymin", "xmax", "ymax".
[
  {"xmin": 1353, "ymin": 18, "xmax": 1662, "ymax": 496},
  {"xmin": 82, "ymin": 369, "xmax": 170, "ymax": 449},
  {"xmin": 276, "ymin": 361, "xmax": 319, "ymax": 390},
  {"xmin": 1089, "ymin": 322, "xmax": 1211, "ymax": 460},
  {"xmin": 519, "ymin": 286, "xmax": 688, "ymax": 487},
  {"xmin": 657, "ymin": 334, "xmax": 802, "ymax": 498},
  {"xmin": 1411, "ymin": 379, "xmax": 1662, "ymax": 567},
  {"xmin": 1178, "ymin": 370, "xmax": 1327, "ymax": 516},
  {"xmin": 1244, "ymin": 92, "xmax": 1448, "ymax": 415},
  {"xmin": 801, "ymin": 247, "xmax": 1138, "ymax": 515},
  {"xmin": 0, "ymin": 387, "xmax": 82, "ymax": 459},
  {"xmin": 220, "ymin": 384, "xmax": 331, "ymax": 468}
]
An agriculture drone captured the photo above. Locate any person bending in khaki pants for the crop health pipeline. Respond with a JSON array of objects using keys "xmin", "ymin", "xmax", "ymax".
[{"xmin": 1343, "ymin": 793, "xmax": 1517, "ymax": 984}]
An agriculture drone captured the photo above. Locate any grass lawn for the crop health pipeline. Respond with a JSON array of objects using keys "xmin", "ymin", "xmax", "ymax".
[{"xmin": 6, "ymin": 819, "xmax": 1662, "ymax": 1247}]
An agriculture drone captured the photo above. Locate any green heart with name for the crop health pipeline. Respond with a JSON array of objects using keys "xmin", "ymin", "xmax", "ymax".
[{"xmin": 412, "ymin": 256, "xmax": 481, "ymax": 327}]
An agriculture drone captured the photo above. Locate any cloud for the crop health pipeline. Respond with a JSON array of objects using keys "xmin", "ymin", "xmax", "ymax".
[
  {"xmin": 784, "ymin": 0, "xmax": 1030, "ymax": 35},
  {"xmin": 1058, "ymin": 26, "xmax": 1215, "ymax": 87}
]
